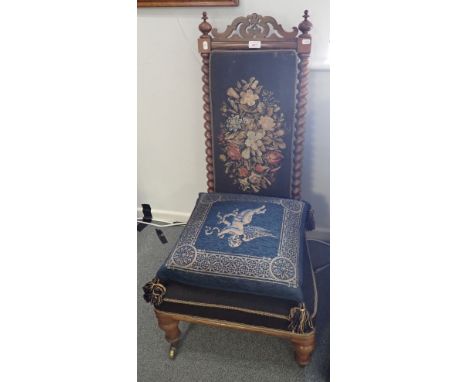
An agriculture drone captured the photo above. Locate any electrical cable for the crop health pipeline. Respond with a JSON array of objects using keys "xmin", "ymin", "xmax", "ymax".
[
  {"xmin": 307, "ymin": 239, "xmax": 330, "ymax": 246},
  {"xmin": 137, "ymin": 219, "xmax": 186, "ymax": 228}
]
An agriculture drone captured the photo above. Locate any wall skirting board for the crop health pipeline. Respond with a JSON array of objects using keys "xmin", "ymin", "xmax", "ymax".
[
  {"xmin": 137, "ymin": 207, "xmax": 191, "ymax": 224},
  {"xmin": 137, "ymin": 207, "xmax": 330, "ymax": 235}
]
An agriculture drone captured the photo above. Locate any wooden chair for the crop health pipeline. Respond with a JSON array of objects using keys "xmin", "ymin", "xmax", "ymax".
[{"xmin": 143, "ymin": 10, "xmax": 317, "ymax": 366}]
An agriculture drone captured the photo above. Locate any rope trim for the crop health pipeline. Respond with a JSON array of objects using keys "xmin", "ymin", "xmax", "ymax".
[
  {"xmin": 142, "ymin": 278, "xmax": 166, "ymax": 307},
  {"xmin": 163, "ymin": 297, "xmax": 290, "ymax": 320},
  {"xmin": 305, "ymin": 239, "xmax": 319, "ymax": 320}
]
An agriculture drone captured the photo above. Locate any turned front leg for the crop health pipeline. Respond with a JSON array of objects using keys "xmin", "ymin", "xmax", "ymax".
[
  {"xmin": 291, "ymin": 334, "xmax": 316, "ymax": 366},
  {"xmin": 155, "ymin": 311, "xmax": 182, "ymax": 360},
  {"xmin": 155, "ymin": 311, "xmax": 181, "ymax": 344}
]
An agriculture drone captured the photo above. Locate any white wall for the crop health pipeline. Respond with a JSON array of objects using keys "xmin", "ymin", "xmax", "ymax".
[{"xmin": 138, "ymin": 1, "xmax": 330, "ymax": 230}]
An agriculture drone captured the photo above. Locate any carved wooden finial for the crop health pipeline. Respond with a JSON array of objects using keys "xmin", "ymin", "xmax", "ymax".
[
  {"xmin": 298, "ymin": 10, "xmax": 312, "ymax": 37},
  {"xmin": 199, "ymin": 12, "xmax": 212, "ymax": 36}
]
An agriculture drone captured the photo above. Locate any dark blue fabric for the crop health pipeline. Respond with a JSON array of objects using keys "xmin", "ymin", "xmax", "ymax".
[
  {"xmin": 157, "ymin": 192, "xmax": 310, "ymax": 302},
  {"xmin": 210, "ymin": 50, "xmax": 297, "ymax": 198},
  {"xmin": 308, "ymin": 240, "xmax": 330, "ymax": 345}
]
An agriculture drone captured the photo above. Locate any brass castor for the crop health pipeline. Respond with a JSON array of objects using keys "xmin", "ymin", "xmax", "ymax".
[{"xmin": 168, "ymin": 345, "xmax": 177, "ymax": 360}]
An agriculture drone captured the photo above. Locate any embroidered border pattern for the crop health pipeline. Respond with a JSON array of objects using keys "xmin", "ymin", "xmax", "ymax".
[{"xmin": 166, "ymin": 193, "xmax": 304, "ymax": 288}]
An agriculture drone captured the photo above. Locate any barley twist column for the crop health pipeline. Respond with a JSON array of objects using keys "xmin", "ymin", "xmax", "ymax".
[{"xmin": 292, "ymin": 10, "xmax": 313, "ymax": 200}]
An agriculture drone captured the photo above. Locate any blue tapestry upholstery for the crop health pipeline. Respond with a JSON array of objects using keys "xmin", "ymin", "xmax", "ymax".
[
  {"xmin": 157, "ymin": 192, "xmax": 310, "ymax": 303},
  {"xmin": 210, "ymin": 50, "xmax": 298, "ymax": 198},
  {"xmin": 155, "ymin": 239, "xmax": 319, "ymax": 333}
]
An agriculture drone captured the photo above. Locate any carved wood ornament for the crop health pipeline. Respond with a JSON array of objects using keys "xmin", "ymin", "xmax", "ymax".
[
  {"xmin": 211, "ymin": 13, "xmax": 298, "ymax": 41},
  {"xmin": 198, "ymin": 11, "xmax": 312, "ymax": 199}
]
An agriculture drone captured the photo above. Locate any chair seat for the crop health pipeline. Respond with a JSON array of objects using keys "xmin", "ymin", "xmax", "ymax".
[
  {"xmin": 156, "ymin": 244, "xmax": 317, "ymax": 333},
  {"xmin": 144, "ymin": 192, "xmax": 317, "ymax": 334},
  {"xmin": 156, "ymin": 280, "xmax": 294, "ymax": 332},
  {"xmin": 157, "ymin": 192, "xmax": 310, "ymax": 303}
]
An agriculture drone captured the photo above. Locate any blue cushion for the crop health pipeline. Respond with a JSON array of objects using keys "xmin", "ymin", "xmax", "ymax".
[{"xmin": 157, "ymin": 192, "xmax": 310, "ymax": 302}]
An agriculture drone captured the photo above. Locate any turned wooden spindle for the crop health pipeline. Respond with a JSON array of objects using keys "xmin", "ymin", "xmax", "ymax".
[
  {"xmin": 292, "ymin": 10, "xmax": 312, "ymax": 200},
  {"xmin": 198, "ymin": 12, "xmax": 215, "ymax": 193}
]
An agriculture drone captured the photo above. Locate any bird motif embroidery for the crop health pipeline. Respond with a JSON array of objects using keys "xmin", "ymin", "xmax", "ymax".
[{"xmin": 204, "ymin": 205, "xmax": 276, "ymax": 248}]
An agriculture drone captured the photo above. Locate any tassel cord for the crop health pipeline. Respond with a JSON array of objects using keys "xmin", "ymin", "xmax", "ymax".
[
  {"xmin": 142, "ymin": 278, "xmax": 167, "ymax": 307},
  {"xmin": 288, "ymin": 303, "xmax": 313, "ymax": 334},
  {"xmin": 287, "ymin": 239, "xmax": 320, "ymax": 334}
]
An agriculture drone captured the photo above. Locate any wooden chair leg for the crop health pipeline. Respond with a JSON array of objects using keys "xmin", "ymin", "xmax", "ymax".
[
  {"xmin": 155, "ymin": 311, "xmax": 181, "ymax": 359},
  {"xmin": 291, "ymin": 334, "xmax": 316, "ymax": 367}
]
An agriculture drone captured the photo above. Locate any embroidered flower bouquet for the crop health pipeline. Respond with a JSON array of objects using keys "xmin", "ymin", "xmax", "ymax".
[{"xmin": 219, "ymin": 77, "xmax": 287, "ymax": 193}]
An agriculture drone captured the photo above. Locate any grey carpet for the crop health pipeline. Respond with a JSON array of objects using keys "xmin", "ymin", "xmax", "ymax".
[{"xmin": 138, "ymin": 225, "xmax": 330, "ymax": 382}]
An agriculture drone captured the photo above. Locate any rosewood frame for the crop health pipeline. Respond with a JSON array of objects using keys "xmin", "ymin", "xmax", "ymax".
[
  {"xmin": 155, "ymin": 309, "xmax": 315, "ymax": 366},
  {"xmin": 198, "ymin": 11, "xmax": 312, "ymax": 200},
  {"xmin": 153, "ymin": 11, "xmax": 315, "ymax": 366}
]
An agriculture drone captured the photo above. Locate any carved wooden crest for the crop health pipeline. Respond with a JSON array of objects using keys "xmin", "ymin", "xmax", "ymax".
[{"xmin": 211, "ymin": 13, "xmax": 298, "ymax": 41}]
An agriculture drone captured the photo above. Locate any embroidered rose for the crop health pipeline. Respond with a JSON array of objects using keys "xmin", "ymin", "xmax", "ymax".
[
  {"xmin": 238, "ymin": 167, "xmax": 249, "ymax": 178},
  {"xmin": 266, "ymin": 151, "xmax": 283, "ymax": 165},
  {"xmin": 255, "ymin": 164, "xmax": 267, "ymax": 173},
  {"xmin": 240, "ymin": 89, "xmax": 259, "ymax": 106},
  {"xmin": 227, "ymin": 145, "xmax": 242, "ymax": 160}
]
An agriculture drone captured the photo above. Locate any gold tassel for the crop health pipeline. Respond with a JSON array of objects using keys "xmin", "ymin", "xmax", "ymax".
[
  {"xmin": 288, "ymin": 303, "xmax": 313, "ymax": 334},
  {"xmin": 142, "ymin": 278, "xmax": 166, "ymax": 307}
]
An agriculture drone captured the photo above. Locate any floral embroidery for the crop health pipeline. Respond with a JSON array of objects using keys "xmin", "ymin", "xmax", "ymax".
[
  {"xmin": 219, "ymin": 77, "xmax": 287, "ymax": 193},
  {"xmin": 204, "ymin": 205, "xmax": 275, "ymax": 248},
  {"xmin": 240, "ymin": 89, "xmax": 259, "ymax": 106}
]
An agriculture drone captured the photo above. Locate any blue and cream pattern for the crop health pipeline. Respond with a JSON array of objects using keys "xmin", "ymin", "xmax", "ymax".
[
  {"xmin": 157, "ymin": 192, "xmax": 310, "ymax": 302},
  {"xmin": 204, "ymin": 205, "xmax": 276, "ymax": 248}
]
